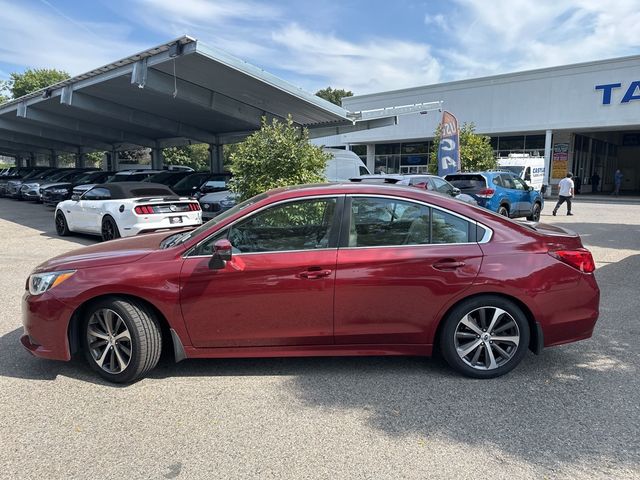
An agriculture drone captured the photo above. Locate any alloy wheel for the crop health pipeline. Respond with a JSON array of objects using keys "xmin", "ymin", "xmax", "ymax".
[
  {"xmin": 454, "ymin": 307, "xmax": 520, "ymax": 370},
  {"xmin": 55, "ymin": 213, "xmax": 66, "ymax": 235},
  {"xmin": 102, "ymin": 219, "xmax": 116, "ymax": 240},
  {"xmin": 86, "ymin": 308, "xmax": 132, "ymax": 374}
]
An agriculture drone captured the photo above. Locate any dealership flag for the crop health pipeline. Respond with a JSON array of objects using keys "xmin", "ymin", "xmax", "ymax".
[{"xmin": 436, "ymin": 111, "xmax": 460, "ymax": 176}]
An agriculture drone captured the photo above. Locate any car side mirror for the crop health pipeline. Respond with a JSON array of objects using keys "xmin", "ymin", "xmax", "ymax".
[
  {"xmin": 451, "ymin": 187, "xmax": 461, "ymax": 196},
  {"xmin": 209, "ymin": 239, "xmax": 232, "ymax": 270},
  {"xmin": 71, "ymin": 194, "xmax": 80, "ymax": 201}
]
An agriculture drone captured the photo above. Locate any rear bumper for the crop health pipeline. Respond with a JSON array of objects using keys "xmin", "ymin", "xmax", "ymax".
[
  {"xmin": 121, "ymin": 213, "xmax": 202, "ymax": 237},
  {"xmin": 21, "ymin": 291, "xmax": 74, "ymax": 361},
  {"xmin": 537, "ymin": 274, "xmax": 600, "ymax": 348}
]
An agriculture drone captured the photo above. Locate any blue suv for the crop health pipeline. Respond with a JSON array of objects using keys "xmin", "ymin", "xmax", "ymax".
[{"xmin": 445, "ymin": 171, "xmax": 544, "ymax": 221}]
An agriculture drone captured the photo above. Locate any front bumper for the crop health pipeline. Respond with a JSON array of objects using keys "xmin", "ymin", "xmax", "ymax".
[
  {"xmin": 21, "ymin": 291, "xmax": 74, "ymax": 361},
  {"xmin": 21, "ymin": 188, "xmax": 41, "ymax": 200},
  {"xmin": 42, "ymin": 191, "xmax": 70, "ymax": 206}
]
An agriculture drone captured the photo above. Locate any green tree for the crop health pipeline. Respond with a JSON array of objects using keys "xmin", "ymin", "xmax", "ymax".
[
  {"xmin": 7, "ymin": 68, "xmax": 70, "ymax": 99},
  {"xmin": 0, "ymin": 80, "xmax": 9, "ymax": 104},
  {"xmin": 315, "ymin": 87, "xmax": 353, "ymax": 106},
  {"xmin": 229, "ymin": 116, "xmax": 330, "ymax": 201},
  {"xmin": 84, "ymin": 151, "xmax": 105, "ymax": 167},
  {"xmin": 429, "ymin": 122, "xmax": 497, "ymax": 174},
  {"xmin": 163, "ymin": 144, "xmax": 210, "ymax": 171}
]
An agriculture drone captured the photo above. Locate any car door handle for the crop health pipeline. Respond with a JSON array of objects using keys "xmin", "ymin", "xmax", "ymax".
[
  {"xmin": 298, "ymin": 268, "xmax": 332, "ymax": 279},
  {"xmin": 433, "ymin": 260, "xmax": 466, "ymax": 270}
]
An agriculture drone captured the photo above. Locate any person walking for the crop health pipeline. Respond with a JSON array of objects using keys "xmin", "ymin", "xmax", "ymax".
[
  {"xmin": 553, "ymin": 172, "xmax": 574, "ymax": 216},
  {"xmin": 612, "ymin": 169, "xmax": 623, "ymax": 195}
]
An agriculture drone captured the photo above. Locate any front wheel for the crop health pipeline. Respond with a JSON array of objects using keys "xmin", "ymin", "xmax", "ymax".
[
  {"xmin": 101, "ymin": 216, "xmax": 121, "ymax": 241},
  {"xmin": 527, "ymin": 203, "xmax": 541, "ymax": 222},
  {"xmin": 83, "ymin": 297, "xmax": 162, "ymax": 383},
  {"xmin": 440, "ymin": 296, "xmax": 530, "ymax": 378}
]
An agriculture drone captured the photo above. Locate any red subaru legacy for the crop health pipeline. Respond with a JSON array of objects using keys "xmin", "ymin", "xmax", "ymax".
[{"xmin": 21, "ymin": 183, "xmax": 599, "ymax": 383}]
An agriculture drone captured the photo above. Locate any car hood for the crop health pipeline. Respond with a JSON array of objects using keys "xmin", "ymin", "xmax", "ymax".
[
  {"xmin": 40, "ymin": 181, "xmax": 72, "ymax": 190},
  {"xmin": 34, "ymin": 233, "xmax": 170, "ymax": 273}
]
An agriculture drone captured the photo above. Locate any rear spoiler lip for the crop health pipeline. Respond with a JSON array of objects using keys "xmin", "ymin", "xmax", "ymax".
[{"xmin": 517, "ymin": 220, "xmax": 579, "ymax": 237}]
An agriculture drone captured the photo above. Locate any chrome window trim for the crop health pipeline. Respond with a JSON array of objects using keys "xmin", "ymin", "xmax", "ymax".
[
  {"xmin": 184, "ymin": 191, "xmax": 493, "ymax": 258},
  {"xmin": 184, "ymin": 194, "xmax": 342, "ymax": 258},
  {"xmin": 347, "ymin": 193, "xmax": 493, "ymax": 245}
]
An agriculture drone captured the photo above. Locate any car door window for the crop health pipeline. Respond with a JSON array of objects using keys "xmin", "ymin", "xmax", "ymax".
[
  {"xmin": 512, "ymin": 176, "xmax": 527, "ymax": 190},
  {"xmin": 193, "ymin": 198, "xmax": 337, "ymax": 255},
  {"xmin": 492, "ymin": 176, "xmax": 503, "ymax": 187},
  {"xmin": 349, "ymin": 197, "xmax": 431, "ymax": 247},
  {"xmin": 500, "ymin": 174, "xmax": 517, "ymax": 190},
  {"xmin": 431, "ymin": 177, "xmax": 454, "ymax": 194},
  {"xmin": 82, "ymin": 187, "xmax": 111, "ymax": 200},
  {"xmin": 431, "ymin": 209, "xmax": 472, "ymax": 244}
]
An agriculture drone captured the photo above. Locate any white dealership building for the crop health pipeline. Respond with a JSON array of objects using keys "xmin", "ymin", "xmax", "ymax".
[{"xmin": 317, "ymin": 54, "xmax": 640, "ymax": 193}]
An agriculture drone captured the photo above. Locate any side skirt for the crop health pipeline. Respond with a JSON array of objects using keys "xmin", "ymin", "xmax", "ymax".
[{"xmin": 182, "ymin": 344, "xmax": 433, "ymax": 360}]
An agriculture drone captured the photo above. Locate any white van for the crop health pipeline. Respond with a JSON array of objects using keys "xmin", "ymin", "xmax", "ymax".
[
  {"xmin": 323, "ymin": 148, "xmax": 371, "ymax": 182},
  {"xmin": 498, "ymin": 154, "xmax": 546, "ymax": 192}
]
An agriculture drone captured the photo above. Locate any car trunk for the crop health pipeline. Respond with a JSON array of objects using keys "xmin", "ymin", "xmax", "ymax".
[{"xmin": 518, "ymin": 221, "xmax": 585, "ymax": 249}]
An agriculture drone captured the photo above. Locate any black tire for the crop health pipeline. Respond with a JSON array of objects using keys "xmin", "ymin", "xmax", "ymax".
[
  {"xmin": 527, "ymin": 202, "xmax": 541, "ymax": 222},
  {"xmin": 55, "ymin": 211, "xmax": 70, "ymax": 236},
  {"xmin": 82, "ymin": 297, "xmax": 162, "ymax": 383},
  {"xmin": 439, "ymin": 295, "xmax": 530, "ymax": 379},
  {"xmin": 101, "ymin": 215, "xmax": 121, "ymax": 242},
  {"xmin": 498, "ymin": 205, "xmax": 509, "ymax": 217}
]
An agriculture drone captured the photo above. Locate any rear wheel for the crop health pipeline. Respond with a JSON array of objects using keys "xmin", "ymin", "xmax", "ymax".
[
  {"xmin": 101, "ymin": 216, "xmax": 120, "ymax": 241},
  {"xmin": 55, "ymin": 211, "xmax": 70, "ymax": 236},
  {"xmin": 527, "ymin": 202, "xmax": 541, "ymax": 221},
  {"xmin": 440, "ymin": 295, "xmax": 530, "ymax": 378},
  {"xmin": 498, "ymin": 205, "xmax": 509, "ymax": 217},
  {"xmin": 82, "ymin": 297, "xmax": 162, "ymax": 383}
]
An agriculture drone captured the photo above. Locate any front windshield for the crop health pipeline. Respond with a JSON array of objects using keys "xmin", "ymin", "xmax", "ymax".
[
  {"xmin": 172, "ymin": 173, "xmax": 209, "ymax": 191},
  {"xmin": 73, "ymin": 172, "xmax": 96, "ymax": 184},
  {"xmin": 160, "ymin": 192, "xmax": 268, "ymax": 249}
]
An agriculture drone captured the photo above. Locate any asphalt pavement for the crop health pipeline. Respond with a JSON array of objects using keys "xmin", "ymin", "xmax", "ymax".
[{"xmin": 0, "ymin": 196, "xmax": 638, "ymax": 479}]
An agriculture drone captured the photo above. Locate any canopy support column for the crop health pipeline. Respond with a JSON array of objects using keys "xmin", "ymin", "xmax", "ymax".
[{"xmin": 209, "ymin": 144, "xmax": 223, "ymax": 173}]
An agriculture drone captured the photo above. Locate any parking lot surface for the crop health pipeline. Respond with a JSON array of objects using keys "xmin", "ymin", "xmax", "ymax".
[{"xmin": 1, "ymin": 197, "xmax": 638, "ymax": 479}]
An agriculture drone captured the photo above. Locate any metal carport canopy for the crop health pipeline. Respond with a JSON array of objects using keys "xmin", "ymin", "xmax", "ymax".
[{"xmin": 0, "ymin": 35, "xmax": 395, "ymax": 163}]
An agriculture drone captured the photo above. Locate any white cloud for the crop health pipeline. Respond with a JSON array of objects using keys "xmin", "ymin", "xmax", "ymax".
[
  {"xmin": 270, "ymin": 24, "xmax": 442, "ymax": 94},
  {"xmin": 424, "ymin": 13, "xmax": 446, "ymax": 28},
  {"xmin": 0, "ymin": 1, "xmax": 147, "ymax": 76},
  {"xmin": 438, "ymin": 0, "xmax": 640, "ymax": 79}
]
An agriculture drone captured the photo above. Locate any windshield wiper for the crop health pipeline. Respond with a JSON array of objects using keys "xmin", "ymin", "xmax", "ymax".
[{"xmin": 160, "ymin": 232, "xmax": 191, "ymax": 249}]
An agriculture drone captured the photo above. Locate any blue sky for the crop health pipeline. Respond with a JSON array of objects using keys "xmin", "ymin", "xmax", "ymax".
[{"xmin": 1, "ymin": 0, "xmax": 640, "ymax": 95}]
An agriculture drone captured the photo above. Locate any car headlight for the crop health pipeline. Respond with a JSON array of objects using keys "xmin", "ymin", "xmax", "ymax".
[
  {"xmin": 28, "ymin": 270, "xmax": 76, "ymax": 296},
  {"xmin": 201, "ymin": 203, "xmax": 210, "ymax": 210}
]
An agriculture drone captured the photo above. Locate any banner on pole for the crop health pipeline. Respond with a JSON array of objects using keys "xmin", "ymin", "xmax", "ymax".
[{"xmin": 437, "ymin": 111, "xmax": 460, "ymax": 176}]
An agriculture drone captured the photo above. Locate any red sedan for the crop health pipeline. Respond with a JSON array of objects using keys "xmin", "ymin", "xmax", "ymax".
[{"xmin": 21, "ymin": 183, "xmax": 599, "ymax": 383}]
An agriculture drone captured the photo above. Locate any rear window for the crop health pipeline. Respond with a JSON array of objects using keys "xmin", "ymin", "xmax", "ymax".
[{"xmin": 445, "ymin": 174, "xmax": 487, "ymax": 190}]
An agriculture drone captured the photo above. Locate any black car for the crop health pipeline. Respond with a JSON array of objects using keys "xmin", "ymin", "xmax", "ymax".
[
  {"xmin": 41, "ymin": 171, "xmax": 115, "ymax": 207},
  {"xmin": 144, "ymin": 171, "xmax": 192, "ymax": 189},
  {"xmin": 171, "ymin": 172, "xmax": 232, "ymax": 197}
]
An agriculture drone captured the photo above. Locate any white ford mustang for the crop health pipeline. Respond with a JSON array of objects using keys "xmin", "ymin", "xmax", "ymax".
[{"xmin": 54, "ymin": 182, "xmax": 202, "ymax": 241}]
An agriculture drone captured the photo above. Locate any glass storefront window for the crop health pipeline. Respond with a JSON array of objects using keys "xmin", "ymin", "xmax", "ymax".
[
  {"xmin": 525, "ymin": 135, "xmax": 545, "ymax": 150},
  {"xmin": 498, "ymin": 136, "xmax": 525, "ymax": 151},
  {"xmin": 401, "ymin": 142, "xmax": 429, "ymax": 155},
  {"xmin": 375, "ymin": 143, "xmax": 401, "ymax": 155}
]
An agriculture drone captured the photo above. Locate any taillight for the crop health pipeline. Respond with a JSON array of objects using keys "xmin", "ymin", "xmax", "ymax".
[
  {"xmin": 135, "ymin": 205, "xmax": 155, "ymax": 215},
  {"xmin": 188, "ymin": 203, "xmax": 201, "ymax": 211},
  {"xmin": 549, "ymin": 248, "xmax": 596, "ymax": 273},
  {"xmin": 476, "ymin": 188, "xmax": 495, "ymax": 198}
]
